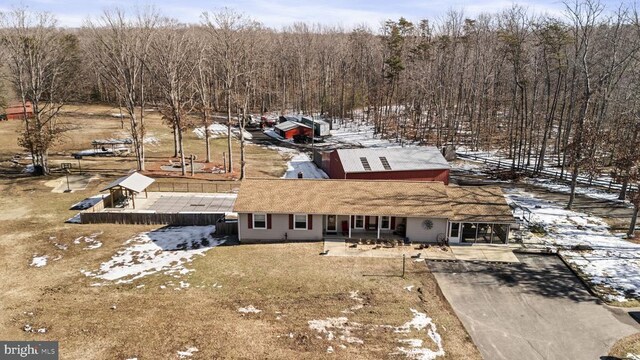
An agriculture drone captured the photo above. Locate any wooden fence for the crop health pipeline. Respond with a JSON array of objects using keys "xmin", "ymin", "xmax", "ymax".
[
  {"xmin": 457, "ymin": 152, "xmax": 639, "ymax": 194},
  {"xmin": 80, "ymin": 211, "xmax": 225, "ymax": 226},
  {"xmin": 215, "ymin": 222, "xmax": 238, "ymax": 235}
]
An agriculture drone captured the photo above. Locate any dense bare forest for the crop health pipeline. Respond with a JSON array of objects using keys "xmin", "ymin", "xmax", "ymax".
[{"xmin": 3, "ymin": 1, "xmax": 640, "ymax": 210}]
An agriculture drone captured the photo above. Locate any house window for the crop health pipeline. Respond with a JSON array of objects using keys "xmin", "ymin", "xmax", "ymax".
[
  {"xmin": 450, "ymin": 223, "xmax": 460, "ymax": 238},
  {"xmin": 381, "ymin": 216, "xmax": 391, "ymax": 230},
  {"xmin": 354, "ymin": 215, "xmax": 364, "ymax": 229},
  {"xmin": 253, "ymin": 213, "xmax": 267, "ymax": 229},
  {"xmin": 294, "ymin": 214, "xmax": 308, "ymax": 230}
]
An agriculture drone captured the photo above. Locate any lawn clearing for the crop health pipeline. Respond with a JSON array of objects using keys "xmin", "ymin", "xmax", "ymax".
[{"xmin": 0, "ymin": 176, "xmax": 480, "ymax": 359}]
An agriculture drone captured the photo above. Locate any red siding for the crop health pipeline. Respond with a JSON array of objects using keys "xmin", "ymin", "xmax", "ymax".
[
  {"xmin": 345, "ymin": 169, "xmax": 450, "ymax": 185},
  {"xmin": 3, "ymin": 102, "xmax": 33, "ymax": 120},
  {"xmin": 328, "ymin": 150, "xmax": 347, "ymax": 179},
  {"xmin": 325, "ymin": 150, "xmax": 449, "ymax": 184},
  {"xmin": 278, "ymin": 126, "xmax": 314, "ymax": 139}
]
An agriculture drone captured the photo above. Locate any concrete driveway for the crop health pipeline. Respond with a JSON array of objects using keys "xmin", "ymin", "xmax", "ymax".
[{"xmin": 428, "ymin": 254, "xmax": 640, "ymax": 360}]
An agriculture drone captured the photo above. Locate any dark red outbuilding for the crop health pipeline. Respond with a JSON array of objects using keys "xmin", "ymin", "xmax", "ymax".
[{"xmin": 326, "ymin": 147, "xmax": 450, "ymax": 184}]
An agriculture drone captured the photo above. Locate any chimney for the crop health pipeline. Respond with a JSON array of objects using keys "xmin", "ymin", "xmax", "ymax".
[{"xmin": 297, "ymin": 172, "xmax": 304, "ymax": 179}]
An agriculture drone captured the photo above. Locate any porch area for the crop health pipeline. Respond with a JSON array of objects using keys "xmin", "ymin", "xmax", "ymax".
[{"xmin": 322, "ymin": 214, "xmax": 407, "ymax": 241}]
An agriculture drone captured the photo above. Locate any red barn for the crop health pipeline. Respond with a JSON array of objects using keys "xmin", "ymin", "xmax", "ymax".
[
  {"xmin": 274, "ymin": 120, "xmax": 313, "ymax": 139},
  {"xmin": 2, "ymin": 101, "xmax": 33, "ymax": 120},
  {"xmin": 326, "ymin": 147, "xmax": 450, "ymax": 184}
]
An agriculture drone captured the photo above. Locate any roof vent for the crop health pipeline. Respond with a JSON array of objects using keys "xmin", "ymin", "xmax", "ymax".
[
  {"xmin": 379, "ymin": 156, "xmax": 392, "ymax": 170},
  {"xmin": 359, "ymin": 157, "xmax": 371, "ymax": 171}
]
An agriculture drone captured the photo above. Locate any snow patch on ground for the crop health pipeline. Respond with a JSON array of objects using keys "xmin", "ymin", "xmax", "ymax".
[
  {"xmin": 193, "ymin": 123, "xmax": 253, "ymax": 140},
  {"xmin": 30, "ymin": 255, "xmax": 48, "ymax": 268},
  {"xmin": 282, "ymin": 152, "xmax": 328, "ymax": 179},
  {"xmin": 394, "ymin": 309, "xmax": 445, "ymax": 360},
  {"xmin": 522, "ymin": 177, "xmax": 630, "ymax": 205},
  {"xmin": 326, "ymin": 123, "xmax": 415, "ymax": 149},
  {"xmin": 308, "ymin": 294, "xmax": 444, "ymax": 358},
  {"xmin": 143, "ymin": 136, "xmax": 160, "ymax": 146},
  {"xmin": 81, "ymin": 226, "xmax": 224, "ymax": 285},
  {"xmin": 308, "ymin": 317, "xmax": 363, "ymax": 344},
  {"xmin": 22, "ymin": 164, "xmax": 34, "ymax": 174},
  {"xmin": 238, "ymin": 305, "xmax": 262, "ymax": 314},
  {"xmin": 177, "ymin": 346, "xmax": 198, "ymax": 359},
  {"xmin": 506, "ymin": 188, "xmax": 640, "ymax": 302},
  {"xmin": 73, "ymin": 232, "xmax": 103, "ymax": 250},
  {"xmin": 341, "ymin": 290, "xmax": 365, "ymax": 313}
]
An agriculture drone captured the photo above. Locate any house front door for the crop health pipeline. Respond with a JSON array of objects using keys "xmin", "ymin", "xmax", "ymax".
[{"xmin": 326, "ymin": 215, "xmax": 337, "ymax": 233}]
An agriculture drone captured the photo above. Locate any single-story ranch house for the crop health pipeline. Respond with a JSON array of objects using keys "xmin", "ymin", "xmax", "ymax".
[{"xmin": 233, "ymin": 178, "xmax": 515, "ymax": 244}]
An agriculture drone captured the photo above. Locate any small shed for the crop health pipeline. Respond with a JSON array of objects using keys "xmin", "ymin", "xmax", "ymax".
[
  {"xmin": 101, "ymin": 172, "xmax": 155, "ymax": 209},
  {"xmin": 2, "ymin": 101, "xmax": 33, "ymax": 120},
  {"xmin": 275, "ymin": 121, "xmax": 313, "ymax": 139},
  {"xmin": 300, "ymin": 116, "xmax": 330, "ymax": 136}
]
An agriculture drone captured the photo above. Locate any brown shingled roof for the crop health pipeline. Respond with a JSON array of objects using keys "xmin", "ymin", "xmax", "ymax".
[
  {"xmin": 446, "ymin": 185, "xmax": 515, "ymax": 223},
  {"xmin": 233, "ymin": 178, "xmax": 454, "ymax": 218},
  {"xmin": 233, "ymin": 179, "xmax": 514, "ymax": 223}
]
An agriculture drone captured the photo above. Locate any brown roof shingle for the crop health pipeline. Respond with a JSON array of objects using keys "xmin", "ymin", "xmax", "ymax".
[
  {"xmin": 233, "ymin": 178, "xmax": 454, "ymax": 218},
  {"xmin": 446, "ymin": 185, "xmax": 514, "ymax": 223},
  {"xmin": 233, "ymin": 179, "xmax": 515, "ymax": 224}
]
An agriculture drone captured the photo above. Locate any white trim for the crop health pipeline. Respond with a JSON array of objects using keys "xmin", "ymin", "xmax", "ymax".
[
  {"xmin": 380, "ymin": 216, "xmax": 391, "ymax": 230},
  {"xmin": 354, "ymin": 215, "xmax": 364, "ymax": 229},
  {"xmin": 293, "ymin": 213, "xmax": 308, "ymax": 230},
  {"xmin": 252, "ymin": 213, "xmax": 267, "ymax": 229}
]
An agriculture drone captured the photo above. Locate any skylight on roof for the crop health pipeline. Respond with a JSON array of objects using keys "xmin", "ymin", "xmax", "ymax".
[
  {"xmin": 379, "ymin": 156, "xmax": 392, "ymax": 170},
  {"xmin": 360, "ymin": 157, "xmax": 371, "ymax": 171}
]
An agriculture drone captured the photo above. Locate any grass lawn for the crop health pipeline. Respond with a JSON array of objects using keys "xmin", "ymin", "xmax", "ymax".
[
  {"xmin": 610, "ymin": 333, "xmax": 640, "ymax": 358},
  {"xmin": 0, "ymin": 105, "xmax": 479, "ymax": 359},
  {"xmin": 0, "ymin": 103, "xmax": 287, "ymax": 179},
  {"xmin": 0, "ymin": 175, "xmax": 480, "ymax": 359}
]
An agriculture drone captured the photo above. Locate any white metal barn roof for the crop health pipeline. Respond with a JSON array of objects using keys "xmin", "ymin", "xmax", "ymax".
[
  {"xmin": 275, "ymin": 121, "xmax": 311, "ymax": 132},
  {"xmin": 336, "ymin": 147, "xmax": 450, "ymax": 173},
  {"xmin": 101, "ymin": 172, "xmax": 156, "ymax": 193}
]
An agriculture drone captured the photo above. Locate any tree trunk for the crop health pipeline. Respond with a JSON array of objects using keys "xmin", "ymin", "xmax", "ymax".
[
  {"xmin": 178, "ymin": 122, "xmax": 186, "ymax": 176},
  {"xmin": 619, "ymin": 178, "xmax": 628, "ymax": 200},
  {"xmin": 173, "ymin": 123, "xmax": 179, "ymax": 158},
  {"xmin": 226, "ymin": 88, "xmax": 233, "ymax": 173},
  {"xmin": 628, "ymin": 204, "xmax": 639, "ymax": 238}
]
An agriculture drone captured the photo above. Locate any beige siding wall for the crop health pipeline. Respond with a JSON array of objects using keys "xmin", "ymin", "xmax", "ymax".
[
  {"xmin": 238, "ymin": 213, "xmax": 323, "ymax": 242},
  {"xmin": 405, "ymin": 217, "xmax": 448, "ymax": 242}
]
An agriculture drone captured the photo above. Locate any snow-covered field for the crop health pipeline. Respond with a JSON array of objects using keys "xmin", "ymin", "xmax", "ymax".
[
  {"xmin": 325, "ymin": 123, "xmax": 414, "ymax": 149},
  {"xmin": 506, "ymin": 188, "xmax": 640, "ymax": 302},
  {"xmin": 81, "ymin": 226, "xmax": 225, "ymax": 286},
  {"xmin": 522, "ymin": 177, "xmax": 630, "ymax": 205},
  {"xmin": 193, "ymin": 123, "xmax": 253, "ymax": 141}
]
